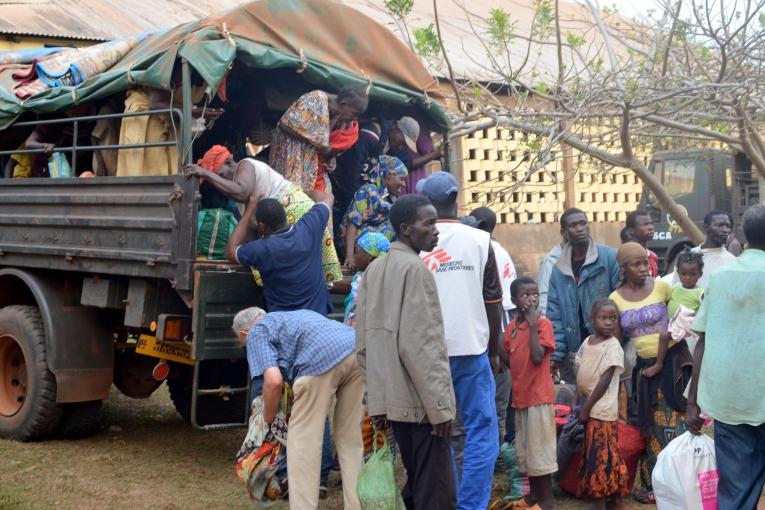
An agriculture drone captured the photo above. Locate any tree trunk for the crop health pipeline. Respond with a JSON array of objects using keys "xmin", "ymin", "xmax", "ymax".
[{"xmin": 628, "ymin": 160, "xmax": 706, "ymax": 245}]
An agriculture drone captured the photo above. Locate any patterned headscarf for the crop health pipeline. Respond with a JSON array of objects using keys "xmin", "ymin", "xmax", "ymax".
[
  {"xmin": 367, "ymin": 155, "xmax": 408, "ymax": 192},
  {"xmin": 379, "ymin": 155, "xmax": 408, "ymax": 177},
  {"xmin": 357, "ymin": 232, "xmax": 391, "ymax": 258}
]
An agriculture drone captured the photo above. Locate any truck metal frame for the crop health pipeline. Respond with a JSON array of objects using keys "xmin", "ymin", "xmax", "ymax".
[
  {"xmin": 0, "ymin": 63, "xmax": 259, "ymax": 439},
  {"xmin": 642, "ymin": 149, "xmax": 760, "ymax": 272}
]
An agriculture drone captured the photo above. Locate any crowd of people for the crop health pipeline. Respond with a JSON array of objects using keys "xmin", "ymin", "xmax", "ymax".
[
  {"xmin": 197, "ymin": 85, "xmax": 765, "ymax": 510},
  {"xmin": 233, "ymin": 195, "xmax": 765, "ymax": 510},
  {"xmin": 217, "ymin": 87, "xmax": 765, "ymax": 510},
  {"xmin": 12, "ymin": 77, "xmax": 762, "ymax": 509}
]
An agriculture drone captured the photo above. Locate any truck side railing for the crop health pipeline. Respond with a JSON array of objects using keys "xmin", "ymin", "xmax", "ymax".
[{"xmin": 0, "ymin": 108, "xmax": 186, "ymax": 173}]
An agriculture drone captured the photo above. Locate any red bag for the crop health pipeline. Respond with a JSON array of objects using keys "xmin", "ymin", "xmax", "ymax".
[{"xmin": 558, "ymin": 422, "xmax": 646, "ymax": 496}]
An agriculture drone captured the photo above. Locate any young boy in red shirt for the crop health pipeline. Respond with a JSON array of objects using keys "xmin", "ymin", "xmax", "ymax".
[{"xmin": 505, "ymin": 276, "xmax": 557, "ymax": 510}]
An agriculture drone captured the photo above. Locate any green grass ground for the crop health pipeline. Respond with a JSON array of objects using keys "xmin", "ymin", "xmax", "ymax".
[{"xmin": 0, "ymin": 387, "xmax": 759, "ymax": 509}]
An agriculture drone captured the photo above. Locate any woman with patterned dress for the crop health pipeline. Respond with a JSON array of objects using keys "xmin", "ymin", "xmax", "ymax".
[
  {"xmin": 609, "ymin": 242, "xmax": 692, "ymax": 505},
  {"xmin": 186, "ymin": 146, "xmax": 342, "ymax": 283},
  {"xmin": 340, "ymin": 155, "xmax": 408, "ymax": 270},
  {"xmin": 269, "ymin": 87, "xmax": 369, "ymax": 192}
]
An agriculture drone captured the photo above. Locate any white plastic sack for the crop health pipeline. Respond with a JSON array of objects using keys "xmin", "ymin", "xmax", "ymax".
[{"xmin": 652, "ymin": 431, "xmax": 718, "ymax": 510}]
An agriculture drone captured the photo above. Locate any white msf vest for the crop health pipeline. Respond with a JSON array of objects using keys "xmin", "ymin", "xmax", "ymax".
[
  {"xmin": 420, "ymin": 221, "xmax": 491, "ymax": 356},
  {"xmin": 492, "ymin": 240, "xmax": 517, "ymax": 312}
]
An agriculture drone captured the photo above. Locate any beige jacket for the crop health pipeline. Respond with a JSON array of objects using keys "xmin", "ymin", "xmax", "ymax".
[{"xmin": 355, "ymin": 241, "xmax": 455, "ymax": 424}]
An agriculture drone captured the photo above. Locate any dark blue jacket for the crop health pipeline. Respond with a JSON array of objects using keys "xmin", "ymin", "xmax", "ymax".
[{"xmin": 547, "ymin": 240, "xmax": 620, "ymax": 362}]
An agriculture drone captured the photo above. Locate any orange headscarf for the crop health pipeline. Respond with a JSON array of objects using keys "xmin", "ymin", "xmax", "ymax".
[{"xmin": 198, "ymin": 145, "xmax": 232, "ymax": 173}]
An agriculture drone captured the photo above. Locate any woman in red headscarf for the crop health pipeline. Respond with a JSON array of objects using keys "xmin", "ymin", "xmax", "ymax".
[{"xmin": 186, "ymin": 146, "xmax": 342, "ymax": 283}]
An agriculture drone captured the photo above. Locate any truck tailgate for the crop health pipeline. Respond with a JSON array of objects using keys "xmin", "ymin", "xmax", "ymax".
[
  {"xmin": 0, "ymin": 176, "xmax": 198, "ymax": 291},
  {"xmin": 192, "ymin": 262, "xmax": 261, "ymax": 361}
]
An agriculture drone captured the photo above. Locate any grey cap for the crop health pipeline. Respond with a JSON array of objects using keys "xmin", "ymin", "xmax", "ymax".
[{"xmin": 396, "ymin": 116, "xmax": 420, "ymax": 153}]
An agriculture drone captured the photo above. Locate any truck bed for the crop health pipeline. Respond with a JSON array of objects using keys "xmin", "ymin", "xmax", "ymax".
[{"xmin": 0, "ymin": 175, "xmax": 198, "ymax": 291}]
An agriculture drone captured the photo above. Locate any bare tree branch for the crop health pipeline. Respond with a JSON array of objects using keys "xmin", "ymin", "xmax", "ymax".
[{"xmin": 432, "ymin": 0, "xmax": 463, "ymax": 112}]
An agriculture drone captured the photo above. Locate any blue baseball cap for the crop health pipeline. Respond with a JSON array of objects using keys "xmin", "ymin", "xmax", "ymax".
[{"xmin": 415, "ymin": 171, "xmax": 459, "ymax": 203}]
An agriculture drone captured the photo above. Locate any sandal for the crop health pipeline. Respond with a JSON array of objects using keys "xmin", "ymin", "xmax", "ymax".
[
  {"xmin": 489, "ymin": 499, "xmax": 534, "ymax": 510},
  {"xmin": 632, "ymin": 489, "xmax": 655, "ymax": 504}
]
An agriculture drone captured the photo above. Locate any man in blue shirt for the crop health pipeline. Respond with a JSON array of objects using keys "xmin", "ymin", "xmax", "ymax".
[
  {"xmin": 547, "ymin": 208, "xmax": 620, "ymax": 383},
  {"xmin": 225, "ymin": 189, "xmax": 333, "ymax": 315},
  {"xmin": 226, "ymin": 189, "xmax": 336, "ymax": 496},
  {"xmin": 687, "ymin": 204, "xmax": 765, "ymax": 510},
  {"xmin": 235, "ymin": 307, "xmax": 364, "ymax": 510}
]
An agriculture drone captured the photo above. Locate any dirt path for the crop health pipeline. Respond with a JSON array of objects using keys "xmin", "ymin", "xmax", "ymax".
[{"xmin": 0, "ymin": 386, "xmax": 708, "ymax": 509}]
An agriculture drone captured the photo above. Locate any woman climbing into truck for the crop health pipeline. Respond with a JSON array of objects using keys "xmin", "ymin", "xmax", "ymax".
[{"xmin": 185, "ymin": 146, "xmax": 342, "ymax": 283}]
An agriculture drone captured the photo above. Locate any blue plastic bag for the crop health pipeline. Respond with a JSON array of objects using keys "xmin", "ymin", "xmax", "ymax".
[{"xmin": 48, "ymin": 152, "xmax": 73, "ymax": 178}]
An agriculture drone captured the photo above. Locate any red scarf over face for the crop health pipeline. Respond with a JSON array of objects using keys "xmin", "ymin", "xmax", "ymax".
[
  {"xmin": 330, "ymin": 121, "xmax": 358, "ymax": 151},
  {"xmin": 315, "ymin": 121, "xmax": 359, "ymax": 190}
]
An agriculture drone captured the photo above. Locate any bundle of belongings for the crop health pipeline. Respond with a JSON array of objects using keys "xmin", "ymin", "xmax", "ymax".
[
  {"xmin": 197, "ymin": 208, "xmax": 237, "ymax": 260},
  {"xmin": 235, "ymin": 385, "xmax": 292, "ymax": 506},
  {"xmin": 0, "ymin": 37, "xmax": 144, "ymax": 99}
]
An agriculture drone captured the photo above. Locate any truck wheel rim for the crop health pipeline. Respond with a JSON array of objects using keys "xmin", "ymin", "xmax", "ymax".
[{"xmin": 0, "ymin": 335, "xmax": 26, "ymax": 417}]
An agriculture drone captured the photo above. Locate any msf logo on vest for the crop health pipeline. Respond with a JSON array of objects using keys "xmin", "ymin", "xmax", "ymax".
[
  {"xmin": 422, "ymin": 248, "xmax": 476, "ymax": 273},
  {"xmin": 502, "ymin": 262, "xmax": 514, "ymax": 280},
  {"xmin": 422, "ymin": 248, "xmax": 452, "ymax": 271}
]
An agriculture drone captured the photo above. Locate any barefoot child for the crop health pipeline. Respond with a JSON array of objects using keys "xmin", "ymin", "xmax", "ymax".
[
  {"xmin": 575, "ymin": 299, "xmax": 630, "ymax": 509},
  {"xmin": 505, "ymin": 276, "xmax": 557, "ymax": 510}
]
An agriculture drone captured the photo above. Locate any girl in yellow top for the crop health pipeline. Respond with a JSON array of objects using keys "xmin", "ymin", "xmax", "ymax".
[{"xmin": 609, "ymin": 242, "xmax": 692, "ymax": 505}]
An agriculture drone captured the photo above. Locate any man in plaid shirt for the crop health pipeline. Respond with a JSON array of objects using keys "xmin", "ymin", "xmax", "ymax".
[{"xmin": 236, "ymin": 307, "xmax": 364, "ymax": 510}]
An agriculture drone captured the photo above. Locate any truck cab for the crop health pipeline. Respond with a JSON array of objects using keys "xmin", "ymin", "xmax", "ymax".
[{"xmin": 641, "ymin": 149, "xmax": 760, "ymax": 273}]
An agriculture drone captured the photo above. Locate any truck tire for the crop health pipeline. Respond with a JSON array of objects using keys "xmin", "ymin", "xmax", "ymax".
[
  {"xmin": 0, "ymin": 305, "xmax": 62, "ymax": 441},
  {"xmin": 113, "ymin": 349, "xmax": 164, "ymax": 399},
  {"xmin": 55, "ymin": 401, "xmax": 103, "ymax": 439},
  {"xmin": 167, "ymin": 365, "xmax": 193, "ymax": 424}
]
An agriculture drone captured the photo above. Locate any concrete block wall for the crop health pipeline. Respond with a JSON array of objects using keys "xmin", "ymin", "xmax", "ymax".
[{"xmin": 455, "ymin": 126, "xmax": 645, "ymax": 225}]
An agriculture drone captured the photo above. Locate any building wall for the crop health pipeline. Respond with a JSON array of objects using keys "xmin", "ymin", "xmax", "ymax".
[
  {"xmin": 452, "ymin": 125, "xmax": 645, "ymax": 224},
  {"xmin": 493, "ymin": 220, "xmax": 622, "ymax": 276}
]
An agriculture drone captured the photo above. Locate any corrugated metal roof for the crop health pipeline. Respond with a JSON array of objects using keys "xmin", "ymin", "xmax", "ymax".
[
  {"xmin": 0, "ymin": 0, "xmax": 630, "ymax": 82},
  {"xmin": 0, "ymin": 0, "xmax": 250, "ymax": 41}
]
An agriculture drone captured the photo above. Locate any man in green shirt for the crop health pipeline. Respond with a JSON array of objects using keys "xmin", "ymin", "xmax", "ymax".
[{"xmin": 687, "ymin": 203, "xmax": 765, "ymax": 510}]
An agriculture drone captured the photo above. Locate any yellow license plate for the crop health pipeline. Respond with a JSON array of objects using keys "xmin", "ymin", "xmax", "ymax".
[{"xmin": 136, "ymin": 335, "xmax": 194, "ymax": 366}]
